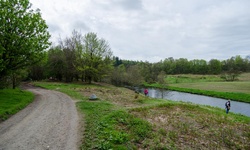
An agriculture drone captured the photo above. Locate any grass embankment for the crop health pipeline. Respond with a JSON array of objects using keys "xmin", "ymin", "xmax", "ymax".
[
  {"xmin": 35, "ymin": 82, "xmax": 250, "ymax": 150},
  {"xmin": 0, "ymin": 89, "xmax": 34, "ymax": 121},
  {"xmin": 146, "ymin": 73, "xmax": 250, "ymax": 103}
]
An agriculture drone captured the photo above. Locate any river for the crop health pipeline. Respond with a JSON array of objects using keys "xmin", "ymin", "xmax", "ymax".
[{"xmin": 140, "ymin": 88, "xmax": 250, "ymax": 117}]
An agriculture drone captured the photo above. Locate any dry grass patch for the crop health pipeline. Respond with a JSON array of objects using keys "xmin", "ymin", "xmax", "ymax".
[
  {"xmin": 130, "ymin": 104, "xmax": 250, "ymax": 150},
  {"xmin": 76, "ymin": 86, "xmax": 151, "ymax": 108}
]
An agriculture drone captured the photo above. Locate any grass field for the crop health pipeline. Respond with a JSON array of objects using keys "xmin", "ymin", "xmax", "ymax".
[
  {"xmin": 166, "ymin": 74, "xmax": 223, "ymax": 83},
  {"xmin": 169, "ymin": 81, "xmax": 250, "ymax": 94},
  {"xmin": 166, "ymin": 73, "xmax": 250, "ymax": 83},
  {"xmin": 0, "ymin": 89, "xmax": 34, "ymax": 121},
  {"xmin": 35, "ymin": 82, "xmax": 250, "ymax": 149}
]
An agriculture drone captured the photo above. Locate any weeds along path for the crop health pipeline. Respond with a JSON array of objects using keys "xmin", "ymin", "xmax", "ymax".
[{"xmin": 0, "ymin": 84, "xmax": 80, "ymax": 150}]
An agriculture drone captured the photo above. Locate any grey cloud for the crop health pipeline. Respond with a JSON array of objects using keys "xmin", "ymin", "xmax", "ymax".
[
  {"xmin": 93, "ymin": 0, "xmax": 142, "ymax": 11},
  {"xmin": 118, "ymin": 0, "xmax": 142, "ymax": 10},
  {"xmin": 48, "ymin": 23, "xmax": 62, "ymax": 33},
  {"xmin": 72, "ymin": 20, "xmax": 90, "ymax": 31},
  {"xmin": 207, "ymin": 17, "xmax": 250, "ymax": 53}
]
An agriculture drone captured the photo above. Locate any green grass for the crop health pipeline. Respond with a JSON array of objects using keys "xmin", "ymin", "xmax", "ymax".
[
  {"xmin": 166, "ymin": 73, "xmax": 250, "ymax": 83},
  {"xmin": 35, "ymin": 82, "xmax": 250, "ymax": 149},
  {"xmin": 170, "ymin": 81, "xmax": 250, "ymax": 94},
  {"xmin": 78, "ymin": 101, "xmax": 152, "ymax": 149},
  {"xmin": 33, "ymin": 82, "xmax": 96, "ymax": 100},
  {"xmin": 166, "ymin": 74, "xmax": 223, "ymax": 83},
  {"xmin": 0, "ymin": 88, "xmax": 34, "ymax": 121}
]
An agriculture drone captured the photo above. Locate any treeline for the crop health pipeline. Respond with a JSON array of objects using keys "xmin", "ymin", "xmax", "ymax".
[
  {"xmin": 110, "ymin": 55, "xmax": 250, "ymax": 85},
  {"xmin": 28, "ymin": 51, "xmax": 250, "ymax": 87}
]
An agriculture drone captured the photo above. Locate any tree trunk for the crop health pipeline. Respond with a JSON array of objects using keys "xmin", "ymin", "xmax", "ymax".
[{"xmin": 12, "ymin": 73, "xmax": 16, "ymax": 89}]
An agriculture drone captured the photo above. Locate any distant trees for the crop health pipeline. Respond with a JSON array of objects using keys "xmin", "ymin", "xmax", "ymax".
[
  {"xmin": 208, "ymin": 59, "xmax": 221, "ymax": 74},
  {"xmin": 39, "ymin": 31, "xmax": 114, "ymax": 83},
  {"xmin": 0, "ymin": 0, "xmax": 50, "ymax": 88},
  {"xmin": 110, "ymin": 55, "xmax": 250, "ymax": 86}
]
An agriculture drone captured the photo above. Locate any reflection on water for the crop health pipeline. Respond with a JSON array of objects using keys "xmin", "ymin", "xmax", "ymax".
[{"xmin": 140, "ymin": 88, "xmax": 250, "ymax": 117}]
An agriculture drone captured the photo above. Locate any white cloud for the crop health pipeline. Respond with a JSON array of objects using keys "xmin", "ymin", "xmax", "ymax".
[{"xmin": 30, "ymin": 0, "xmax": 250, "ymax": 62}]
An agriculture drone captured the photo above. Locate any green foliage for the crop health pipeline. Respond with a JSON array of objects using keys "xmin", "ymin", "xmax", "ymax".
[
  {"xmin": 0, "ymin": 0, "xmax": 50, "ymax": 88},
  {"xmin": 33, "ymin": 82, "xmax": 86, "ymax": 100},
  {"xmin": 112, "ymin": 55, "xmax": 250, "ymax": 86},
  {"xmin": 78, "ymin": 100, "xmax": 152, "ymax": 149},
  {"xmin": 76, "ymin": 32, "xmax": 113, "ymax": 83},
  {"xmin": 110, "ymin": 64, "xmax": 127, "ymax": 86},
  {"xmin": 28, "ymin": 52, "xmax": 48, "ymax": 80},
  {"xmin": 0, "ymin": 88, "xmax": 34, "ymax": 121},
  {"xmin": 165, "ymin": 74, "xmax": 223, "ymax": 84},
  {"xmin": 47, "ymin": 47, "xmax": 66, "ymax": 81},
  {"xmin": 209, "ymin": 59, "xmax": 222, "ymax": 74},
  {"xmin": 125, "ymin": 65, "xmax": 144, "ymax": 86}
]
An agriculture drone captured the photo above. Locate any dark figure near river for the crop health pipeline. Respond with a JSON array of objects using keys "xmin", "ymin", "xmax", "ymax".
[
  {"xmin": 144, "ymin": 89, "xmax": 148, "ymax": 96},
  {"xmin": 225, "ymin": 100, "xmax": 231, "ymax": 114}
]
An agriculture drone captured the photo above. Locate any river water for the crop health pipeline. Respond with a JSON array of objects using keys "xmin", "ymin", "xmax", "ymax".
[{"xmin": 140, "ymin": 88, "xmax": 250, "ymax": 117}]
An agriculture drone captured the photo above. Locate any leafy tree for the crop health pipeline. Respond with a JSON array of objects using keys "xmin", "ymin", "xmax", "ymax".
[
  {"xmin": 235, "ymin": 55, "xmax": 247, "ymax": 72},
  {"xmin": 157, "ymin": 71, "xmax": 167, "ymax": 98},
  {"xmin": 111, "ymin": 64, "xmax": 126, "ymax": 86},
  {"xmin": 113, "ymin": 56, "xmax": 123, "ymax": 67},
  {"xmin": 28, "ymin": 52, "xmax": 48, "ymax": 81},
  {"xmin": 77, "ymin": 32, "xmax": 113, "ymax": 83},
  {"xmin": 60, "ymin": 36, "xmax": 78, "ymax": 82},
  {"xmin": 138, "ymin": 61, "xmax": 153, "ymax": 83},
  {"xmin": 0, "ymin": 0, "xmax": 50, "ymax": 88},
  {"xmin": 221, "ymin": 56, "xmax": 242, "ymax": 81},
  {"xmin": 151, "ymin": 62, "xmax": 163, "ymax": 81},
  {"xmin": 163, "ymin": 57, "xmax": 176, "ymax": 74},
  {"xmin": 125, "ymin": 65, "xmax": 143, "ymax": 86},
  {"xmin": 175, "ymin": 58, "xmax": 190, "ymax": 74},
  {"xmin": 245, "ymin": 56, "xmax": 250, "ymax": 72},
  {"xmin": 190, "ymin": 59, "xmax": 208, "ymax": 74},
  {"xmin": 47, "ymin": 47, "xmax": 65, "ymax": 81},
  {"xmin": 208, "ymin": 59, "xmax": 221, "ymax": 74}
]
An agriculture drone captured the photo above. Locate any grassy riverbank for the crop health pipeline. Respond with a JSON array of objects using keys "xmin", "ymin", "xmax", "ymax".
[
  {"xmin": 0, "ymin": 89, "xmax": 34, "ymax": 121},
  {"xmin": 145, "ymin": 73, "xmax": 250, "ymax": 103},
  {"xmin": 35, "ymin": 82, "xmax": 250, "ymax": 149}
]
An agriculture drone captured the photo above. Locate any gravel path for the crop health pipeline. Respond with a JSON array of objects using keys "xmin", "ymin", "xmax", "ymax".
[{"xmin": 0, "ymin": 85, "xmax": 80, "ymax": 150}]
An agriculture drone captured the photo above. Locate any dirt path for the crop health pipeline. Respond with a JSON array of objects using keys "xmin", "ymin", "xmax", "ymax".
[{"xmin": 0, "ymin": 85, "xmax": 80, "ymax": 150}]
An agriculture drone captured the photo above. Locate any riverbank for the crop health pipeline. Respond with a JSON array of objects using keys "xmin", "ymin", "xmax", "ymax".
[
  {"xmin": 34, "ymin": 82, "xmax": 250, "ymax": 149},
  {"xmin": 144, "ymin": 82, "xmax": 250, "ymax": 103}
]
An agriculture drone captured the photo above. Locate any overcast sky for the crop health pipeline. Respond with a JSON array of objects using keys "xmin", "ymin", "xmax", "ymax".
[{"xmin": 30, "ymin": 0, "xmax": 250, "ymax": 62}]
